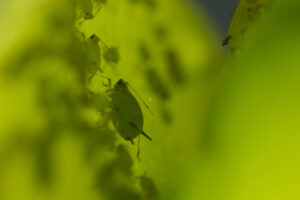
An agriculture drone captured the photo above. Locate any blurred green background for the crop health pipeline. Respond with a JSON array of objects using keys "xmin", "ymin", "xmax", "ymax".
[{"xmin": 0, "ymin": 0, "xmax": 300, "ymax": 199}]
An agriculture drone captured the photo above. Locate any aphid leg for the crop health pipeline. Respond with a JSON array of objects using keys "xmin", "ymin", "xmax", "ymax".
[
  {"xmin": 77, "ymin": 15, "xmax": 86, "ymax": 26},
  {"xmin": 126, "ymin": 82, "xmax": 154, "ymax": 115},
  {"xmin": 75, "ymin": 30, "xmax": 86, "ymax": 40},
  {"xmin": 88, "ymin": 72, "xmax": 97, "ymax": 83},
  {"xmin": 99, "ymin": 38, "xmax": 110, "ymax": 50},
  {"xmin": 137, "ymin": 135, "xmax": 141, "ymax": 161},
  {"xmin": 141, "ymin": 131, "xmax": 152, "ymax": 141},
  {"xmin": 76, "ymin": 13, "xmax": 84, "ymax": 26},
  {"xmin": 94, "ymin": 74, "xmax": 112, "ymax": 89},
  {"xmin": 129, "ymin": 122, "xmax": 152, "ymax": 141}
]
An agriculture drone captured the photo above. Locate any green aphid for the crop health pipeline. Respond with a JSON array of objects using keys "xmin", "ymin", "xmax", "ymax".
[
  {"xmin": 85, "ymin": 34, "xmax": 102, "ymax": 81},
  {"xmin": 109, "ymin": 79, "xmax": 152, "ymax": 144},
  {"xmin": 224, "ymin": 0, "xmax": 272, "ymax": 49},
  {"xmin": 139, "ymin": 175, "xmax": 159, "ymax": 200},
  {"xmin": 77, "ymin": 0, "xmax": 94, "ymax": 20},
  {"xmin": 103, "ymin": 47, "xmax": 120, "ymax": 64}
]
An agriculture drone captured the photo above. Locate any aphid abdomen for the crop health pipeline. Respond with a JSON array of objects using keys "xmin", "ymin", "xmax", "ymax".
[{"xmin": 110, "ymin": 85, "xmax": 144, "ymax": 141}]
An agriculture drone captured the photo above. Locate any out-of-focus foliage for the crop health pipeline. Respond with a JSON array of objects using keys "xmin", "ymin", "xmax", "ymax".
[
  {"xmin": 3, "ymin": 0, "xmax": 299, "ymax": 199},
  {"xmin": 0, "ymin": 0, "xmax": 221, "ymax": 200},
  {"xmin": 184, "ymin": 0, "xmax": 300, "ymax": 199}
]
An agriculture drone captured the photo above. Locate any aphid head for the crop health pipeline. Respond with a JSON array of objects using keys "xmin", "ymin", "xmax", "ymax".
[
  {"xmin": 90, "ymin": 34, "xmax": 100, "ymax": 44},
  {"xmin": 84, "ymin": 12, "xmax": 94, "ymax": 20},
  {"xmin": 116, "ymin": 79, "xmax": 127, "ymax": 86},
  {"xmin": 114, "ymin": 79, "xmax": 128, "ymax": 90}
]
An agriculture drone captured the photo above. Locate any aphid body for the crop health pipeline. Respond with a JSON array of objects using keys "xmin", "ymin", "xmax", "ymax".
[
  {"xmin": 224, "ymin": 0, "xmax": 272, "ymax": 49},
  {"xmin": 85, "ymin": 34, "xmax": 101, "ymax": 79},
  {"xmin": 110, "ymin": 79, "xmax": 151, "ymax": 143},
  {"xmin": 77, "ymin": 0, "xmax": 94, "ymax": 20}
]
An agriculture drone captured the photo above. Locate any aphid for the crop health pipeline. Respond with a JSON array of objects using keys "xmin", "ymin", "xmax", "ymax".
[
  {"xmin": 224, "ymin": 0, "xmax": 271, "ymax": 49},
  {"xmin": 139, "ymin": 42, "xmax": 151, "ymax": 62},
  {"xmin": 165, "ymin": 49, "xmax": 186, "ymax": 85},
  {"xmin": 145, "ymin": 68, "xmax": 170, "ymax": 100},
  {"xmin": 94, "ymin": 75, "xmax": 152, "ymax": 158},
  {"xmin": 154, "ymin": 24, "xmax": 168, "ymax": 42},
  {"xmin": 144, "ymin": 0, "xmax": 156, "ymax": 9},
  {"xmin": 160, "ymin": 106, "xmax": 172, "ymax": 125},
  {"xmin": 77, "ymin": 0, "xmax": 94, "ymax": 20},
  {"xmin": 77, "ymin": 0, "xmax": 103, "ymax": 24},
  {"xmin": 84, "ymin": 34, "xmax": 102, "ymax": 81},
  {"xmin": 139, "ymin": 174, "xmax": 159, "ymax": 200},
  {"xmin": 222, "ymin": 36, "xmax": 232, "ymax": 46},
  {"xmin": 103, "ymin": 46, "xmax": 120, "ymax": 64},
  {"xmin": 109, "ymin": 79, "xmax": 152, "ymax": 144}
]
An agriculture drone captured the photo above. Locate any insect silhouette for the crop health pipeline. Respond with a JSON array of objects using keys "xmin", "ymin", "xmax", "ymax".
[
  {"xmin": 82, "ymin": 34, "xmax": 102, "ymax": 81},
  {"xmin": 223, "ymin": 0, "xmax": 271, "ymax": 49},
  {"xmin": 109, "ymin": 79, "xmax": 152, "ymax": 142},
  {"xmin": 97, "ymin": 76, "xmax": 152, "ymax": 158},
  {"xmin": 77, "ymin": 0, "xmax": 103, "ymax": 25},
  {"xmin": 97, "ymin": 74, "xmax": 153, "ymax": 157}
]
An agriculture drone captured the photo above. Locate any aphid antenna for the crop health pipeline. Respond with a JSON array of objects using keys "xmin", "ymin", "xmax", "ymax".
[
  {"xmin": 94, "ymin": 5, "xmax": 103, "ymax": 17},
  {"xmin": 126, "ymin": 82, "xmax": 154, "ymax": 116},
  {"xmin": 98, "ymin": 37, "xmax": 110, "ymax": 50},
  {"xmin": 77, "ymin": 16, "xmax": 87, "ymax": 26},
  {"xmin": 75, "ymin": 30, "xmax": 86, "ymax": 39}
]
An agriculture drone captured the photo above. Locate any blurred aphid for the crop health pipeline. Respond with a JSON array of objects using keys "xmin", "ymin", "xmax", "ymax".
[
  {"xmin": 139, "ymin": 175, "xmax": 159, "ymax": 200},
  {"xmin": 109, "ymin": 185, "xmax": 142, "ymax": 200},
  {"xmin": 160, "ymin": 106, "xmax": 172, "ymax": 125},
  {"xmin": 145, "ymin": 68, "xmax": 170, "ymax": 100},
  {"xmin": 109, "ymin": 79, "xmax": 152, "ymax": 144},
  {"xmin": 165, "ymin": 49, "xmax": 186, "ymax": 85},
  {"xmin": 222, "ymin": 36, "xmax": 232, "ymax": 46},
  {"xmin": 114, "ymin": 145, "xmax": 134, "ymax": 174},
  {"xmin": 139, "ymin": 42, "xmax": 151, "ymax": 62},
  {"xmin": 103, "ymin": 46, "xmax": 120, "ymax": 64},
  {"xmin": 154, "ymin": 25, "xmax": 168, "ymax": 42},
  {"xmin": 224, "ymin": 0, "xmax": 271, "ymax": 49},
  {"xmin": 93, "ymin": 0, "xmax": 107, "ymax": 5},
  {"xmin": 84, "ymin": 128, "xmax": 116, "ymax": 162},
  {"xmin": 144, "ymin": 0, "xmax": 156, "ymax": 9},
  {"xmin": 34, "ymin": 136, "xmax": 54, "ymax": 186},
  {"xmin": 84, "ymin": 34, "xmax": 102, "ymax": 81},
  {"xmin": 97, "ymin": 145, "xmax": 133, "ymax": 186},
  {"xmin": 77, "ymin": 0, "xmax": 94, "ymax": 20},
  {"xmin": 90, "ymin": 92, "xmax": 110, "ymax": 112},
  {"xmin": 77, "ymin": 0, "xmax": 103, "ymax": 25},
  {"xmin": 96, "ymin": 145, "xmax": 139, "ymax": 199}
]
